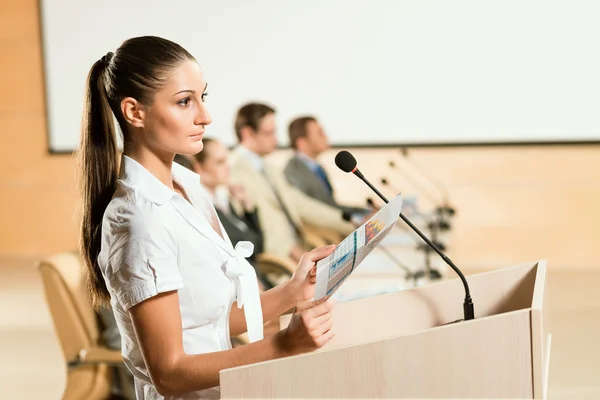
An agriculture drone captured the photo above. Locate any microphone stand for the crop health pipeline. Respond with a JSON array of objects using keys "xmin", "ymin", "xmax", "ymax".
[
  {"xmin": 376, "ymin": 245, "xmax": 420, "ymax": 287},
  {"xmin": 356, "ymin": 171, "xmax": 474, "ymax": 320},
  {"xmin": 399, "ymin": 148, "xmax": 456, "ymax": 217},
  {"xmin": 388, "ymin": 160, "xmax": 454, "ymax": 230},
  {"xmin": 335, "ymin": 150, "xmax": 474, "ymax": 321},
  {"xmin": 377, "ymin": 181, "xmax": 444, "ymax": 281}
]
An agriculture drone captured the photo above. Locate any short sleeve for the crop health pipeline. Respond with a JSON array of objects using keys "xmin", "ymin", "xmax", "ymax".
[{"xmin": 105, "ymin": 205, "xmax": 183, "ymax": 311}]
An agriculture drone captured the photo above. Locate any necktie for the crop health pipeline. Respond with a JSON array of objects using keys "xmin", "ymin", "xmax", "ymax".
[{"xmin": 314, "ymin": 163, "xmax": 333, "ymax": 194}]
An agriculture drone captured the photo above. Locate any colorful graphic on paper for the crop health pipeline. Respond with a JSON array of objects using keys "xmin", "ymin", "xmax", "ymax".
[
  {"xmin": 326, "ymin": 232, "xmax": 358, "ymax": 295},
  {"xmin": 364, "ymin": 219, "xmax": 384, "ymax": 244}
]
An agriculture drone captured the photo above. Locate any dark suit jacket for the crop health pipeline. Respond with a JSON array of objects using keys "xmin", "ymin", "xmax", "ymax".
[
  {"xmin": 216, "ymin": 204, "xmax": 274, "ymax": 288},
  {"xmin": 215, "ymin": 203, "xmax": 264, "ymax": 262},
  {"xmin": 284, "ymin": 155, "xmax": 368, "ymax": 218}
]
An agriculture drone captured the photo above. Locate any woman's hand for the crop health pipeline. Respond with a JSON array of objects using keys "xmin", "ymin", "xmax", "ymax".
[
  {"xmin": 288, "ymin": 245, "xmax": 336, "ymax": 303},
  {"xmin": 276, "ymin": 297, "xmax": 335, "ymax": 356}
]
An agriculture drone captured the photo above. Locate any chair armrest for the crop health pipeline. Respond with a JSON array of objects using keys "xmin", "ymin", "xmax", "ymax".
[
  {"xmin": 255, "ymin": 253, "xmax": 296, "ymax": 274},
  {"xmin": 303, "ymin": 225, "xmax": 342, "ymax": 247},
  {"xmin": 68, "ymin": 346, "xmax": 123, "ymax": 369}
]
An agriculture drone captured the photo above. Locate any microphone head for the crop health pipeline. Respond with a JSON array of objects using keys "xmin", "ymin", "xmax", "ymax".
[{"xmin": 335, "ymin": 150, "xmax": 357, "ymax": 173}]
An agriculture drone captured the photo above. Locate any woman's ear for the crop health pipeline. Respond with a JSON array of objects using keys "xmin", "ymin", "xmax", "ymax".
[{"xmin": 121, "ymin": 97, "xmax": 146, "ymax": 128}]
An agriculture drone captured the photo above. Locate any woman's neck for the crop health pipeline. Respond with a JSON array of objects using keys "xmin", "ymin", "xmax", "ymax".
[{"xmin": 124, "ymin": 144, "xmax": 174, "ymax": 190}]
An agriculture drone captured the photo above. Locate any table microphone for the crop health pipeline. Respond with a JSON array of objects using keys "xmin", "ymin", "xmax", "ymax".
[
  {"xmin": 381, "ymin": 177, "xmax": 451, "ymax": 232},
  {"xmin": 399, "ymin": 148, "xmax": 456, "ymax": 216},
  {"xmin": 388, "ymin": 161, "xmax": 442, "ymax": 210},
  {"xmin": 335, "ymin": 150, "xmax": 474, "ymax": 320}
]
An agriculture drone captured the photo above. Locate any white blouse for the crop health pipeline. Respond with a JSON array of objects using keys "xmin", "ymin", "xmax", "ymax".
[{"xmin": 98, "ymin": 155, "xmax": 264, "ymax": 400}]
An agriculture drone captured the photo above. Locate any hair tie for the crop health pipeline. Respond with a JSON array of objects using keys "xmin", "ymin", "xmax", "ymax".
[{"xmin": 100, "ymin": 52, "xmax": 114, "ymax": 67}]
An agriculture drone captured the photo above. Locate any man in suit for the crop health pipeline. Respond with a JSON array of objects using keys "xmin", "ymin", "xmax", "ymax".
[
  {"xmin": 284, "ymin": 116, "xmax": 371, "ymax": 224},
  {"xmin": 229, "ymin": 103, "xmax": 356, "ymax": 262}
]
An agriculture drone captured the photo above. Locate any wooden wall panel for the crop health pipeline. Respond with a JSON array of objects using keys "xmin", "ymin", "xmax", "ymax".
[{"xmin": 1, "ymin": 0, "xmax": 599, "ymax": 271}]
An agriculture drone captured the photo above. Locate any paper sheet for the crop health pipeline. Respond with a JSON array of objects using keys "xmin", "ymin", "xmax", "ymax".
[{"xmin": 314, "ymin": 194, "xmax": 403, "ymax": 300}]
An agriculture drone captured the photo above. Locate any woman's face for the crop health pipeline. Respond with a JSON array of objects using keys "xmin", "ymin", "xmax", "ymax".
[
  {"xmin": 138, "ymin": 60, "xmax": 212, "ymax": 156},
  {"xmin": 197, "ymin": 141, "xmax": 230, "ymax": 188}
]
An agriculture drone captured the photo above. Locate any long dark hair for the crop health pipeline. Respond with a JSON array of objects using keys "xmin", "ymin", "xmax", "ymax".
[{"xmin": 78, "ymin": 36, "xmax": 195, "ymax": 309}]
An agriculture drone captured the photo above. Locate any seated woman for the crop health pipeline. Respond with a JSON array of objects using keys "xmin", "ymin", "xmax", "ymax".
[{"xmin": 174, "ymin": 141, "xmax": 271, "ymax": 288}]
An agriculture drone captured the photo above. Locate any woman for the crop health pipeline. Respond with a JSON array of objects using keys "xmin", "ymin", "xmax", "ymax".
[{"xmin": 79, "ymin": 36, "xmax": 335, "ymax": 399}]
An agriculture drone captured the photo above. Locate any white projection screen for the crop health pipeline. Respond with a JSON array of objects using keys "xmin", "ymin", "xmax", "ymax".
[{"xmin": 39, "ymin": 0, "xmax": 600, "ymax": 152}]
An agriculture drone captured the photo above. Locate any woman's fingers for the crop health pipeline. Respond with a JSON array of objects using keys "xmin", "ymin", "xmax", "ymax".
[
  {"xmin": 295, "ymin": 295, "xmax": 331, "ymax": 312},
  {"xmin": 316, "ymin": 328, "xmax": 335, "ymax": 346},
  {"xmin": 301, "ymin": 298, "xmax": 334, "ymax": 319},
  {"xmin": 311, "ymin": 317, "xmax": 333, "ymax": 338},
  {"xmin": 306, "ymin": 308, "xmax": 333, "ymax": 330},
  {"xmin": 297, "ymin": 245, "xmax": 336, "ymax": 273}
]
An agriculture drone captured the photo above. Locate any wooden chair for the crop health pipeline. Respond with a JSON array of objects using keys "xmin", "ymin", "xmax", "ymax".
[
  {"xmin": 303, "ymin": 224, "xmax": 343, "ymax": 247},
  {"xmin": 38, "ymin": 253, "xmax": 123, "ymax": 400}
]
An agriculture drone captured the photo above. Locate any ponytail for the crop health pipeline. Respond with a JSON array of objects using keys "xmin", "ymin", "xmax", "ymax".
[
  {"xmin": 78, "ymin": 54, "xmax": 118, "ymax": 309},
  {"xmin": 77, "ymin": 37, "xmax": 196, "ymax": 308}
]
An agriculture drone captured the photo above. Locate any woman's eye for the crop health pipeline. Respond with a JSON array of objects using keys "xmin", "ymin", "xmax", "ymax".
[
  {"xmin": 201, "ymin": 92, "xmax": 209, "ymax": 102},
  {"xmin": 178, "ymin": 97, "xmax": 191, "ymax": 106}
]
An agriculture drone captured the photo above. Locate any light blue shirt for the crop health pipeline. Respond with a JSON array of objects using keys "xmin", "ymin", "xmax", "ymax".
[
  {"xmin": 295, "ymin": 151, "xmax": 321, "ymax": 173},
  {"xmin": 235, "ymin": 145, "xmax": 264, "ymax": 172}
]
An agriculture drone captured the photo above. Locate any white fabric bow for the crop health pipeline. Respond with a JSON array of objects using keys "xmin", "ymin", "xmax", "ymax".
[{"xmin": 223, "ymin": 241, "xmax": 264, "ymax": 343}]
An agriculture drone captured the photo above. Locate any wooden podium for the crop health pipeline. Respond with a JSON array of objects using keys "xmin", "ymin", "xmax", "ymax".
[{"xmin": 220, "ymin": 260, "xmax": 551, "ymax": 399}]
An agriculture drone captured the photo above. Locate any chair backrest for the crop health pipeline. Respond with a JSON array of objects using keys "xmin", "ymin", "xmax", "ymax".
[{"xmin": 38, "ymin": 252, "xmax": 101, "ymax": 364}]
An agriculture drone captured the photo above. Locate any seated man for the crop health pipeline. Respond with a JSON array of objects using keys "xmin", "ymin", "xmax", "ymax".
[
  {"xmin": 229, "ymin": 103, "xmax": 356, "ymax": 262},
  {"xmin": 284, "ymin": 116, "xmax": 371, "ymax": 224}
]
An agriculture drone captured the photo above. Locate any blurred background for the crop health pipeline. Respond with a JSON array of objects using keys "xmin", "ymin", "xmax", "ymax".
[{"xmin": 1, "ymin": 0, "xmax": 599, "ymax": 399}]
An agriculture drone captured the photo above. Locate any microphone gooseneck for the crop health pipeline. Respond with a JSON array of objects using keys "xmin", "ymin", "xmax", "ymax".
[{"xmin": 335, "ymin": 151, "xmax": 474, "ymax": 321}]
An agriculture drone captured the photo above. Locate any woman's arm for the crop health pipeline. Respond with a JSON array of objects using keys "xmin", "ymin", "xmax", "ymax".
[
  {"xmin": 229, "ymin": 245, "xmax": 334, "ymax": 337},
  {"xmin": 130, "ymin": 289, "xmax": 335, "ymax": 396}
]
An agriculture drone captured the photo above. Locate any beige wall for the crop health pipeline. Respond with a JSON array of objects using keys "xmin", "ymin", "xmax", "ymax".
[
  {"xmin": 1, "ymin": 0, "xmax": 79, "ymax": 256},
  {"xmin": 269, "ymin": 145, "xmax": 600, "ymax": 271},
  {"xmin": 1, "ymin": 0, "xmax": 599, "ymax": 271}
]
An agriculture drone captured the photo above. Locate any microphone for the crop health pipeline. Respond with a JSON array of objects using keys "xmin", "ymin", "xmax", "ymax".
[
  {"xmin": 399, "ymin": 148, "xmax": 456, "ymax": 216},
  {"xmin": 335, "ymin": 150, "xmax": 474, "ymax": 320}
]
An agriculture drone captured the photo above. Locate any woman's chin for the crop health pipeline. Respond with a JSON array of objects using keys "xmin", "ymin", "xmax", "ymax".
[{"xmin": 181, "ymin": 140, "xmax": 204, "ymax": 155}]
